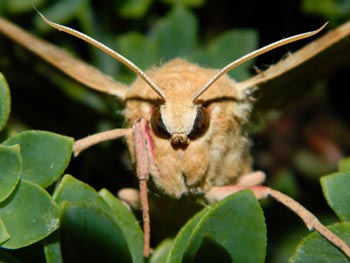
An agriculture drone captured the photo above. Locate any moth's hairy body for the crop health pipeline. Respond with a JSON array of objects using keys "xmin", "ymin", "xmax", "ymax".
[{"xmin": 125, "ymin": 59, "xmax": 252, "ymax": 198}]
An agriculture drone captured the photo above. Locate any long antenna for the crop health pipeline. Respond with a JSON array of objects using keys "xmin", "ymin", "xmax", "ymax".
[
  {"xmin": 37, "ymin": 11, "xmax": 167, "ymax": 102},
  {"xmin": 192, "ymin": 23, "xmax": 328, "ymax": 102}
]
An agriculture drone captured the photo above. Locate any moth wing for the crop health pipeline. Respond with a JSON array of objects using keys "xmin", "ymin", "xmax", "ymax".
[
  {"xmin": 237, "ymin": 20, "xmax": 350, "ymax": 111},
  {"xmin": 0, "ymin": 17, "xmax": 128, "ymax": 100}
]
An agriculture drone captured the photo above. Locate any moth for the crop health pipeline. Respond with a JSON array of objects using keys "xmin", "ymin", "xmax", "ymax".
[{"xmin": 0, "ymin": 13, "xmax": 349, "ymax": 257}]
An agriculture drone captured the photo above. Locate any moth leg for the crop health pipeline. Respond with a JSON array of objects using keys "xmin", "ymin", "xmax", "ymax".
[
  {"xmin": 236, "ymin": 170, "xmax": 266, "ymax": 187},
  {"xmin": 73, "ymin": 128, "xmax": 132, "ymax": 156},
  {"xmin": 118, "ymin": 188, "xmax": 141, "ymax": 210},
  {"xmin": 133, "ymin": 118, "xmax": 151, "ymax": 257},
  {"xmin": 74, "ymin": 119, "xmax": 154, "ymax": 257},
  {"xmin": 205, "ymin": 185, "xmax": 350, "ymax": 257},
  {"xmin": 118, "ymin": 122, "xmax": 160, "ymax": 211}
]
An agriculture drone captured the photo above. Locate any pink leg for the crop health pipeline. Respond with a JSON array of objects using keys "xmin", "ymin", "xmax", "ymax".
[
  {"xmin": 133, "ymin": 119, "xmax": 151, "ymax": 257},
  {"xmin": 74, "ymin": 120, "xmax": 154, "ymax": 257},
  {"xmin": 73, "ymin": 128, "xmax": 132, "ymax": 156},
  {"xmin": 205, "ymin": 184, "xmax": 350, "ymax": 257},
  {"xmin": 236, "ymin": 171, "xmax": 266, "ymax": 187}
]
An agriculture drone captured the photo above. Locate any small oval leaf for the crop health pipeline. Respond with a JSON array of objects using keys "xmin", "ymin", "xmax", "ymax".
[
  {"xmin": 0, "ymin": 180, "xmax": 60, "ymax": 249},
  {"xmin": 0, "ymin": 219, "xmax": 10, "ymax": 244},
  {"xmin": 54, "ymin": 176, "xmax": 143, "ymax": 262},
  {"xmin": 338, "ymin": 157, "xmax": 350, "ymax": 172},
  {"xmin": 51, "ymin": 174, "xmax": 113, "ymax": 262},
  {"xmin": 6, "ymin": 0, "xmax": 45, "ymax": 13},
  {"xmin": 168, "ymin": 190, "xmax": 266, "ymax": 263},
  {"xmin": 194, "ymin": 29, "xmax": 258, "ymax": 81},
  {"xmin": 117, "ymin": 32, "xmax": 156, "ymax": 70},
  {"xmin": 59, "ymin": 203, "xmax": 132, "ymax": 262},
  {"xmin": 99, "ymin": 189, "xmax": 144, "ymax": 263},
  {"xmin": 160, "ymin": 0, "xmax": 205, "ymax": 7},
  {"xmin": 184, "ymin": 190, "xmax": 266, "ymax": 262},
  {"xmin": 321, "ymin": 172, "xmax": 350, "ymax": 221},
  {"xmin": 0, "ymin": 145, "xmax": 21, "ymax": 202},
  {"xmin": 44, "ymin": 232, "xmax": 63, "ymax": 263},
  {"xmin": 150, "ymin": 239, "xmax": 174, "ymax": 263},
  {"xmin": 34, "ymin": 0, "xmax": 88, "ymax": 33},
  {"xmin": 150, "ymin": 5, "xmax": 198, "ymax": 60},
  {"xmin": 0, "ymin": 73, "xmax": 11, "ymax": 131},
  {"xmin": 4, "ymin": 131, "xmax": 73, "ymax": 188},
  {"xmin": 118, "ymin": 0, "xmax": 152, "ymax": 18},
  {"xmin": 290, "ymin": 222, "xmax": 350, "ymax": 262},
  {"xmin": 167, "ymin": 208, "xmax": 209, "ymax": 263},
  {"xmin": 53, "ymin": 174, "xmax": 110, "ymax": 211}
]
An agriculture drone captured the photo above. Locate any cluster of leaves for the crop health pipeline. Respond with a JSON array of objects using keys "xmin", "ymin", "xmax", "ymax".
[{"xmin": 1, "ymin": 72, "xmax": 350, "ymax": 262}]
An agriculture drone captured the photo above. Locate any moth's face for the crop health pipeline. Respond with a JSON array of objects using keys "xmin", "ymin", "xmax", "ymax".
[
  {"xmin": 151, "ymin": 101, "xmax": 209, "ymax": 146},
  {"xmin": 125, "ymin": 58, "xmax": 241, "ymax": 148}
]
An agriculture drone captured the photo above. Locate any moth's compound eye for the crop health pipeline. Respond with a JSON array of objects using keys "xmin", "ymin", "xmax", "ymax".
[
  {"xmin": 151, "ymin": 107, "xmax": 171, "ymax": 139},
  {"xmin": 188, "ymin": 106, "xmax": 210, "ymax": 139}
]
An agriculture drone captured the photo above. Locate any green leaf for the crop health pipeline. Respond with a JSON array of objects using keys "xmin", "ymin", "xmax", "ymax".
[
  {"xmin": 118, "ymin": 0, "xmax": 153, "ymax": 18},
  {"xmin": 290, "ymin": 222, "xmax": 350, "ymax": 262},
  {"xmin": 0, "ymin": 73, "xmax": 11, "ymax": 131},
  {"xmin": 160, "ymin": 0, "xmax": 206, "ymax": 7},
  {"xmin": 338, "ymin": 157, "xmax": 350, "ymax": 172},
  {"xmin": 59, "ymin": 203, "xmax": 132, "ymax": 263},
  {"xmin": 5, "ymin": 0, "xmax": 45, "ymax": 14},
  {"xmin": 34, "ymin": 0, "xmax": 88, "ymax": 33},
  {"xmin": 99, "ymin": 189, "xmax": 144, "ymax": 263},
  {"xmin": 4, "ymin": 131, "xmax": 73, "ymax": 188},
  {"xmin": 167, "ymin": 190, "xmax": 266, "ymax": 262},
  {"xmin": 321, "ymin": 172, "xmax": 350, "ymax": 221},
  {"xmin": 0, "ymin": 180, "xmax": 60, "ymax": 249},
  {"xmin": 54, "ymin": 175, "xmax": 142, "ymax": 262},
  {"xmin": 44, "ymin": 232, "xmax": 63, "ymax": 263},
  {"xmin": 117, "ymin": 32, "xmax": 157, "ymax": 70},
  {"xmin": 53, "ymin": 174, "xmax": 110, "ymax": 211},
  {"xmin": 51, "ymin": 174, "xmax": 112, "ymax": 262},
  {"xmin": 0, "ymin": 219, "xmax": 10, "ymax": 244},
  {"xmin": 294, "ymin": 149, "xmax": 335, "ymax": 179},
  {"xmin": 150, "ymin": 239, "xmax": 173, "ymax": 263},
  {"xmin": 0, "ymin": 248, "xmax": 22, "ymax": 263},
  {"xmin": 0, "ymin": 145, "xmax": 21, "ymax": 202},
  {"xmin": 269, "ymin": 169, "xmax": 299, "ymax": 199},
  {"xmin": 167, "ymin": 208, "xmax": 209, "ymax": 262},
  {"xmin": 193, "ymin": 29, "xmax": 258, "ymax": 81},
  {"xmin": 150, "ymin": 5, "xmax": 198, "ymax": 60},
  {"xmin": 184, "ymin": 190, "xmax": 266, "ymax": 262},
  {"xmin": 302, "ymin": 0, "xmax": 350, "ymax": 23}
]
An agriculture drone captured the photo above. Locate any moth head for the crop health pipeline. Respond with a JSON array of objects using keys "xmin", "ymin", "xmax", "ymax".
[{"xmin": 137, "ymin": 22, "xmax": 326, "ymax": 146}]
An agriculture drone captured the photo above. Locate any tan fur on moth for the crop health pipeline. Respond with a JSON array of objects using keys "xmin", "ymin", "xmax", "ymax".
[{"xmin": 125, "ymin": 59, "xmax": 252, "ymax": 198}]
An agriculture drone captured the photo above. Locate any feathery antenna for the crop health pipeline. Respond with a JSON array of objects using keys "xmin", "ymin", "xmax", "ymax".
[
  {"xmin": 37, "ymin": 11, "xmax": 167, "ymax": 102},
  {"xmin": 192, "ymin": 23, "xmax": 328, "ymax": 102}
]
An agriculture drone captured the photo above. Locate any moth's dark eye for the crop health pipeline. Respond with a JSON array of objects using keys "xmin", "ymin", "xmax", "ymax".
[
  {"xmin": 188, "ymin": 106, "xmax": 210, "ymax": 139},
  {"xmin": 151, "ymin": 107, "xmax": 171, "ymax": 138}
]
